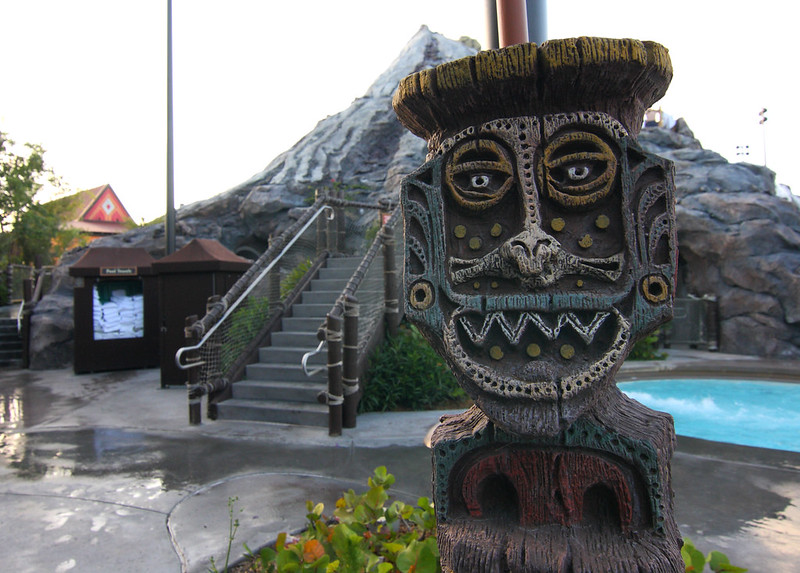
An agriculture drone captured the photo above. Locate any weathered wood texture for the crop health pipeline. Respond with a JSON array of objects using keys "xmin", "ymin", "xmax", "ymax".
[{"xmin": 394, "ymin": 38, "xmax": 682, "ymax": 572}]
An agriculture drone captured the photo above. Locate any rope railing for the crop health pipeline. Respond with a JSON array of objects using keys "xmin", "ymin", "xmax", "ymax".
[
  {"xmin": 175, "ymin": 191, "xmax": 398, "ymax": 426},
  {"xmin": 309, "ymin": 206, "xmax": 402, "ymax": 435}
]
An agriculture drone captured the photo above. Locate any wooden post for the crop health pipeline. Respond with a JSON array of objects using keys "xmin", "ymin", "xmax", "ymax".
[
  {"xmin": 393, "ymin": 38, "xmax": 682, "ymax": 572},
  {"xmin": 20, "ymin": 278, "xmax": 33, "ymax": 369},
  {"xmin": 382, "ymin": 225, "xmax": 399, "ymax": 338},
  {"xmin": 342, "ymin": 294, "xmax": 359, "ymax": 428},
  {"xmin": 336, "ymin": 189, "xmax": 346, "ymax": 254},
  {"xmin": 315, "ymin": 189, "xmax": 326, "ymax": 257},
  {"xmin": 325, "ymin": 311, "xmax": 343, "ymax": 436},
  {"xmin": 184, "ymin": 314, "xmax": 202, "ymax": 425}
]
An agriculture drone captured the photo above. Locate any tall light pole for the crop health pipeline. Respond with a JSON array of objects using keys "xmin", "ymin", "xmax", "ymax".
[{"xmin": 166, "ymin": 0, "xmax": 176, "ymax": 254}]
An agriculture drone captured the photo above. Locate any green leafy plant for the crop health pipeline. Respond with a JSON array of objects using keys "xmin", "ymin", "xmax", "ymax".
[
  {"xmin": 209, "ymin": 496, "xmax": 242, "ymax": 573},
  {"xmin": 681, "ymin": 538, "xmax": 747, "ymax": 572},
  {"xmin": 242, "ymin": 466, "xmax": 439, "ymax": 573},
  {"xmin": 364, "ymin": 219, "xmax": 381, "ymax": 247},
  {"xmin": 220, "ymin": 296, "xmax": 270, "ymax": 372},
  {"xmin": 628, "ymin": 327, "xmax": 667, "ymax": 361},
  {"xmin": 360, "ymin": 322, "xmax": 467, "ymax": 412},
  {"xmin": 280, "ymin": 258, "xmax": 314, "ymax": 299}
]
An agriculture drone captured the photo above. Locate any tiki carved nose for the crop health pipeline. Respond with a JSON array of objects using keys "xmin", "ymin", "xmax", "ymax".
[{"xmin": 499, "ymin": 229, "xmax": 560, "ymax": 277}]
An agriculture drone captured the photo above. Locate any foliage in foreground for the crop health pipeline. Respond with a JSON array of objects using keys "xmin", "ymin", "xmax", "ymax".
[
  {"xmin": 225, "ymin": 467, "xmax": 747, "ymax": 573},
  {"xmin": 242, "ymin": 466, "xmax": 438, "ymax": 573},
  {"xmin": 360, "ymin": 323, "xmax": 466, "ymax": 412},
  {"xmin": 681, "ymin": 538, "xmax": 747, "ymax": 572}
]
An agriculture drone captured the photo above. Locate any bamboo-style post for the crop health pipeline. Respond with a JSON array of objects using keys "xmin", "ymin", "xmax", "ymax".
[
  {"xmin": 342, "ymin": 294, "xmax": 359, "ymax": 428},
  {"xmin": 325, "ymin": 311, "xmax": 344, "ymax": 436},
  {"xmin": 315, "ymin": 189, "xmax": 326, "ymax": 257},
  {"xmin": 336, "ymin": 189, "xmax": 346, "ymax": 254},
  {"xmin": 184, "ymin": 314, "xmax": 202, "ymax": 425},
  {"xmin": 382, "ymin": 225, "xmax": 399, "ymax": 338}
]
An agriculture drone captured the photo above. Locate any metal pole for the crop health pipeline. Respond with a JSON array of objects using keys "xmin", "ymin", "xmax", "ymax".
[
  {"xmin": 166, "ymin": 0, "xmax": 176, "ymax": 255},
  {"xmin": 496, "ymin": 0, "xmax": 529, "ymax": 48},
  {"xmin": 526, "ymin": 0, "xmax": 547, "ymax": 44},
  {"xmin": 485, "ymin": 0, "xmax": 499, "ymax": 50}
]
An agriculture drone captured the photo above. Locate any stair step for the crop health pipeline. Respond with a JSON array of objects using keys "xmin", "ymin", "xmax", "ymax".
[
  {"xmin": 301, "ymin": 290, "xmax": 341, "ymax": 305},
  {"xmin": 290, "ymin": 304, "xmax": 333, "ymax": 318},
  {"xmin": 246, "ymin": 362, "xmax": 325, "ymax": 382},
  {"xmin": 310, "ymin": 278, "xmax": 381, "ymax": 291},
  {"xmin": 281, "ymin": 317, "xmax": 326, "ymax": 332},
  {"xmin": 259, "ymin": 346, "xmax": 325, "ymax": 365},
  {"xmin": 318, "ymin": 268, "xmax": 358, "ymax": 280},
  {"xmin": 216, "ymin": 399, "xmax": 328, "ymax": 427},
  {"xmin": 325, "ymin": 257, "xmax": 364, "ymax": 269},
  {"xmin": 0, "ymin": 339, "xmax": 23, "ymax": 350},
  {"xmin": 232, "ymin": 379, "xmax": 326, "ymax": 402},
  {"xmin": 270, "ymin": 331, "xmax": 321, "ymax": 347}
]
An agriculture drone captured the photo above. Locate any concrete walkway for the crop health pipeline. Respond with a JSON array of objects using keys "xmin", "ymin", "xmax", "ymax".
[{"xmin": 1, "ymin": 352, "xmax": 799, "ymax": 572}]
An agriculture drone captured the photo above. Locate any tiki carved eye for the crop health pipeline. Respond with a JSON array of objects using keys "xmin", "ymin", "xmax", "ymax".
[
  {"xmin": 445, "ymin": 139, "xmax": 515, "ymax": 211},
  {"xmin": 541, "ymin": 131, "xmax": 617, "ymax": 208}
]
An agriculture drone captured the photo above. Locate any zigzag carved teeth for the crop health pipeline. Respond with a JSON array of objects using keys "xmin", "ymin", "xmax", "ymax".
[{"xmin": 458, "ymin": 311, "xmax": 610, "ymax": 346}]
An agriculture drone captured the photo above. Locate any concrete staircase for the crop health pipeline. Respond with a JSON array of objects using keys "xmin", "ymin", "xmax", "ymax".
[
  {"xmin": 0, "ymin": 317, "xmax": 23, "ymax": 368},
  {"xmin": 216, "ymin": 256, "xmax": 364, "ymax": 427}
]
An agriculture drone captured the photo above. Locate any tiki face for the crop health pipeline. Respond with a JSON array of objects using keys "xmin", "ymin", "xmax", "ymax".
[{"xmin": 402, "ymin": 111, "xmax": 676, "ymax": 436}]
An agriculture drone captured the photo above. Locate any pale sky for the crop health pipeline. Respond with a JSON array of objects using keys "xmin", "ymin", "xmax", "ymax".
[{"xmin": 1, "ymin": 1, "xmax": 796, "ymax": 223}]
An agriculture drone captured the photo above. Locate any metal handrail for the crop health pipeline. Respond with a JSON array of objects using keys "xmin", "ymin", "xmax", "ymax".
[
  {"xmin": 175, "ymin": 201, "xmax": 334, "ymax": 370},
  {"xmin": 301, "ymin": 339, "xmax": 326, "ymax": 377}
]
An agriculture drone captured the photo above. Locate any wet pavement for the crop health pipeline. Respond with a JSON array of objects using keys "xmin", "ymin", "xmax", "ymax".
[{"xmin": 1, "ymin": 353, "xmax": 799, "ymax": 572}]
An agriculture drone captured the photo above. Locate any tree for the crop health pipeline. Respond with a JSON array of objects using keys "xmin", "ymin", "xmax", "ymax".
[{"xmin": 0, "ymin": 130, "xmax": 74, "ymax": 267}]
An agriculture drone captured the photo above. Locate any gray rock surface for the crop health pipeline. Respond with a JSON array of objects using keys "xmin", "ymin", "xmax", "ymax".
[
  {"xmin": 641, "ymin": 120, "xmax": 800, "ymax": 358},
  {"xmin": 28, "ymin": 30, "xmax": 800, "ymax": 368}
]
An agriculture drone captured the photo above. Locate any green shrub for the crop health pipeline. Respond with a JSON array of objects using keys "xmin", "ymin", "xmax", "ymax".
[
  {"xmin": 242, "ymin": 466, "xmax": 439, "ymax": 573},
  {"xmin": 220, "ymin": 296, "xmax": 270, "ymax": 373},
  {"xmin": 280, "ymin": 258, "xmax": 314, "ymax": 299},
  {"xmin": 360, "ymin": 323, "xmax": 466, "ymax": 413},
  {"xmin": 628, "ymin": 327, "xmax": 667, "ymax": 361}
]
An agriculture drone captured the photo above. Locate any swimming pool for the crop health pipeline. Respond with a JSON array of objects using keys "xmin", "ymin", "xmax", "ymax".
[{"xmin": 616, "ymin": 378, "xmax": 800, "ymax": 453}]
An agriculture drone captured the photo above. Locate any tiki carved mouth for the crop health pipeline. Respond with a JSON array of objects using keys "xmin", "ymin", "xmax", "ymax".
[
  {"xmin": 443, "ymin": 308, "xmax": 630, "ymax": 402},
  {"xmin": 458, "ymin": 311, "xmax": 611, "ymax": 347}
]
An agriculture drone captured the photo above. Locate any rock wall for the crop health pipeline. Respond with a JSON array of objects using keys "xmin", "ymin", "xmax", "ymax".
[{"xmin": 640, "ymin": 121, "xmax": 800, "ymax": 358}]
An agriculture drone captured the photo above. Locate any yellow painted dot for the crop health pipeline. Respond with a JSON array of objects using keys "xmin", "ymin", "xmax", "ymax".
[
  {"xmin": 489, "ymin": 346, "xmax": 504, "ymax": 360},
  {"xmin": 550, "ymin": 218, "xmax": 566, "ymax": 232},
  {"xmin": 468, "ymin": 236, "xmax": 482, "ymax": 250},
  {"xmin": 578, "ymin": 234, "xmax": 593, "ymax": 248},
  {"xmin": 473, "ymin": 281, "xmax": 481, "ymax": 290},
  {"xmin": 526, "ymin": 343, "xmax": 541, "ymax": 358},
  {"xmin": 453, "ymin": 225, "xmax": 467, "ymax": 238},
  {"xmin": 490, "ymin": 223, "xmax": 503, "ymax": 237},
  {"xmin": 490, "ymin": 281, "xmax": 499, "ymax": 289},
  {"xmin": 560, "ymin": 344, "xmax": 575, "ymax": 360},
  {"xmin": 576, "ymin": 279, "xmax": 584, "ymax": 288},
  {"xmin": 595, "ymin": 214, "xmax": 610, "ymax": 229}
]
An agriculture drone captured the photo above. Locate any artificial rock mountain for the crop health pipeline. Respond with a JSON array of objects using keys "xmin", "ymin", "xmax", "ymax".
[{"xmin": 28, "ymin": 27, "xmax": 800, "ymax": 368}]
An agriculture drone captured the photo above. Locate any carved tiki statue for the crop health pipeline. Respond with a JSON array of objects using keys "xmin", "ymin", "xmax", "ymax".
[{"xmin": 393, "ymin": 38, "xmax": 683, "ymax": 572}]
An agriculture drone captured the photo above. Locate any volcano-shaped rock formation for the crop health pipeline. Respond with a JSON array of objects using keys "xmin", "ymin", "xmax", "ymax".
[{"xmin": 28, "ymin": 28, "xmax": 800, "ymax": 368}]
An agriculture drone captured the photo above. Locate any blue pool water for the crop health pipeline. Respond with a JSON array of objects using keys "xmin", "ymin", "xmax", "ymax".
[{"xmin": 616, "ymin": 378, "xmax": 800, "ymax": 453}]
